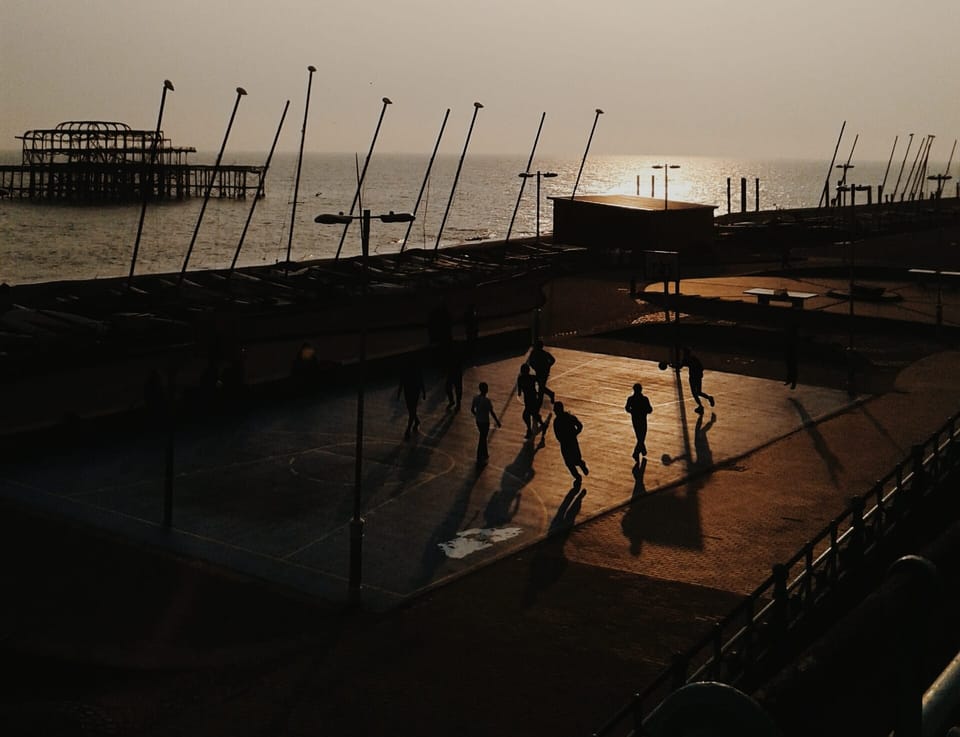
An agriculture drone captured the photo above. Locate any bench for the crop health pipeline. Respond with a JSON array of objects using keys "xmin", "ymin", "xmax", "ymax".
[{"xmin": 743, "ymin": 288, "xmax": 818, "ymax": 309}]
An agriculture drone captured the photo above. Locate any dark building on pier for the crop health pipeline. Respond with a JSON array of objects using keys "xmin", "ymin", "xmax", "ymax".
[
  {"xmin": 551, "ymin": 194, "xmax": 716, "ymax": 255},
  {"xmin": 0, "ymin": 120, "xmax": 263, "ymax": 202}
]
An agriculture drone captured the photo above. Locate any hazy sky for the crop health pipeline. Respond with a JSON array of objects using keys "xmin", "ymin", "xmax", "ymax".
[{"xmin": 2, "ymin": 0, "xmax": 958, "ymax": 161}]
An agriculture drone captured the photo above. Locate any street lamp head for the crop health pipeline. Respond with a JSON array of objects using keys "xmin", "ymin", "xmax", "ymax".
[
  {"xmin": 518, "ymin": 172, "xmax": 535, "ymax": 178},
  {"xmin": 163, "ymin": 80, "xmax": 174, "ymax": 91},
  {"xmin": 543, "ymin": 172, "xmax": 558, "ymax": 178},
  {"xmin": 382, "ymin": 97, "xmax": 392, "ymax": 105},
  {"xmin": 379, "ymin": 211, "xmax": 414, "ymax": 223},
  {"xmin": 595, "ymin": 108, "xmax": 604, "ymax": 114},
  {"xmin": 474, "ymin": 102, "xmax": 484, "ymax": 109},
  {"xmin": 315, "ymin": 212, "xmax": 353, "ymax": 224},
  {"xmin": 308, "ymin": 65, "xmax": 317, "ymax": 73},
  {"xmin": 236, "ymin": 87, "xmax": 248, "ymax": 96},
  {"xmin": 669, "ymin": 165, "xmax": 680, "ymax": 169}
]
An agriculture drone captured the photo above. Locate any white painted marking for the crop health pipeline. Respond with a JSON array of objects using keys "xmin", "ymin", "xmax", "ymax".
[{"xmin": 438, "ymin": 527, "xmax": 524, "ymax": 559}]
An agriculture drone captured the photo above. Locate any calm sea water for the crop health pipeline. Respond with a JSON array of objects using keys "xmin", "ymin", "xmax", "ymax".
[{"xmin": 0, "ymin": 151, "xmax": 923, "ymax": 285}]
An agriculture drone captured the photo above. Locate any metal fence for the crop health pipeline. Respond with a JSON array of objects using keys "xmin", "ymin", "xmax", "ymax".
[{"xmin": 593, "ymin": 410, "xmax": 960, "ymax": 737}]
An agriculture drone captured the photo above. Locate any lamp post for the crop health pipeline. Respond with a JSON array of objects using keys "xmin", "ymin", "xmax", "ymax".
[
  {"xmin": 518, "ymin": 170, "xmax": 557, "ymax": 242},
  {"xmin": 314, "ymin": 208, "xmax": 414, "ymax": 607},
  {"xmin": 652, "ymin": 164, "xmax": 680, "ymax": 210}
]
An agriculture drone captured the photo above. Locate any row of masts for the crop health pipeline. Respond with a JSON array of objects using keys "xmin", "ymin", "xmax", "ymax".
[
  {"xmin": 820, "ymin": 121, "xmax": 957, "ymax": 207},
  {"xmin": 121, "ymin": 69, "xmax": 607, "ymax": 288}
]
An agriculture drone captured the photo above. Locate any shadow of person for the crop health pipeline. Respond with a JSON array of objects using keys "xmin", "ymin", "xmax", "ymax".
[
  {"xmin": 631, "ymin": 457, "xmax": 647, "ymax": 499},
  {"xmin": 522, "ymin": 483, "xmax": 587, "ymax": 606},
  {"xmin": 484, "ymin": 444, "xmax": 539, "ymax": 527}
]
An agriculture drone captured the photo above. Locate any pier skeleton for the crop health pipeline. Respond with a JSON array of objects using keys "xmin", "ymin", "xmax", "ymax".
[{"xmin": 0, "ymin": 120, "xmax": 263, "ymax": 202}]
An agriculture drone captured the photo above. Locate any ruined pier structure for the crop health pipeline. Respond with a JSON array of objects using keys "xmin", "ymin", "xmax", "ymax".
[{"xmin": 0, "ymin": 121, "xmax": 264, "ymax": 202}]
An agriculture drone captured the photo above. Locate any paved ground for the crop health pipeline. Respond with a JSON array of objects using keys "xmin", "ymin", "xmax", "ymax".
[{"xmin": 3, "ymin": 263, "xmax": 960, "ymax": 736}]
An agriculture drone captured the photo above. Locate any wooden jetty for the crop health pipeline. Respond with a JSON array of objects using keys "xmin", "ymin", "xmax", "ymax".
[{"xmin": 0, "ymin": 120, "xmax": 264, "ymax": 202}]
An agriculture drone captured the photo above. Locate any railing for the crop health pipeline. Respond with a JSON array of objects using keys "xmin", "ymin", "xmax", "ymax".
[{"xmin": 593, "ymin": 410, "xmax": 960, "ymax": 737}]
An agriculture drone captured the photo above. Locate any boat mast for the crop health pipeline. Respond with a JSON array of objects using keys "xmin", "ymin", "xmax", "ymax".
[
  {"xmin": 571, "ymin": 108, "xmax": 604, "ymax": 200},
  {"xmin": 400, "ymin": 108, "xmax": 449, "ymax": 253},
  {"xmin": 180, "ymin": 87, "xmax": 247, "ymax": 285},
  {"xmin": 335, "ymin": 97, "xmax": 392, "ymax": 260},
  {"xmin": 879, "ymin": 135, "xmax": 898, "ymax": 200},
  {"xmin": 504, "ymin": 111, "xmax": 546, "ymax": 244},
  {"xmin": 434, "ymin": 102, "xmax": 483, "ymax": 253},
  {"xmin": 128, "ymin": 79, "xmax": 174, "ymax": 288},
  {"xmin": 818, "ymin": 120, "xmax": 845, "ymax": 208},
  {"xmin": 285, "ymin": 65, "xmax": 317, "ymax": 272},
  {"xmin": 891, "ymin": 133, "xmax": 914, "ymax": 202},
  {"xmin": 900, "ymin": 135, "xmax": 927, "ymax": 201},
  {"xmin": 229, "ymin": 100, "xmax": 290, "ymax": 276}
]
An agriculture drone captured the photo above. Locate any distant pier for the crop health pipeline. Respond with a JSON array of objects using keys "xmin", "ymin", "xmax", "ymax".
[{"xmin": 0, "ymin": 120, "xmax": 264, "ymax": 202}]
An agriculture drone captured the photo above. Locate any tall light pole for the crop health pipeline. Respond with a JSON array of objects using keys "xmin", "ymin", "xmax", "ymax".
[
  {"xmin": 314, "ymin": 208, "xmax": 414, "ymax": 607},
  {"xmin": 652, "ymin": 163, "xmax": 680, "ymax": 210},
  {"xmin": 128, "ymin": 79, "xmax": 174, "ymax": 288},
  {"xmin": 518, "ymin": 170, "xmax": 557, "ymax": 243}
]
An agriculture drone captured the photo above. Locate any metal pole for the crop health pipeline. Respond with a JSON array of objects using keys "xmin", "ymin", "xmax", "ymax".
[
  {"xmin": 880, "ymin": 135, "xmax": 898, "ymax": 197},
  {"xmin": 336, "ymin": 98, "xmax": 392, "ymax": 260},
  {"xmin": 937, "ymin": 139, "xmax": 957, "ymax": 198},
  {"xmin": 434, "ymin": 102, "xmax": 483, "ymax": 252},
  {"xmin": 819, "ymin": 120, "xmax": 845, "ymax": 208},
  {"xmin": 128, "ymin": 79, "xmax": 173, "ymax": 287},
  {"xmin": 901, "ymin": 135, "xmax": 926, "ymax": 201},
  {"xmin": 401, "ymin": 108, "xmax": 449, "ymax": 252},
  {"xmin": 180, "ymin": 87, "xmax": 247, "ymax": 284},
  {"xmin": 285, "ymin": 65, "xmax": 316, "ymax": 271},
  {"xmin": 350, "ymin": 209, "xmax": 370, "ymax": 606},
  {"xmin": 536, "ymin": 171, "xmax": 541, "ymax": 242},
  {"xmin": 571, "ymin": 108, "xmax": 603, "ymax": 199},
  {"xmin": 505, "ymin": 111, "xmax": 546, "ymax": 244},
  {"xmin": 893, "ymin": 133, "xmax": 915, "ymax": 202},
  {"xmin": 229, "ymin": 100, "xmax": 289, "ymax": 275}
]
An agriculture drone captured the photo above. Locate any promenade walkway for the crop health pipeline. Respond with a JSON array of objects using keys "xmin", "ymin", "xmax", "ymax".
[{"xmin": 3, "ymin": 267, "xmax": 960, "ymax": 736}]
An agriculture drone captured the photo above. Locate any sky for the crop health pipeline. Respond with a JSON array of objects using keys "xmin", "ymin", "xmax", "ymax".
[{"xmin": 2, "ymin": 0, "xmax": 958, "ymax": 161}]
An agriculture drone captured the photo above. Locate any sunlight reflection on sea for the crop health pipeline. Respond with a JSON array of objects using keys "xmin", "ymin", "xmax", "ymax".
[{"xmin": 0, "ymin": 152, "xmax": 895, "ymax": 284}]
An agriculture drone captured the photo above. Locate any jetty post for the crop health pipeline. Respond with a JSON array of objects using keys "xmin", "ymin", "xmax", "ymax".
[
  {"xmin": 336, "ymin": 97, "xmax": 392, "ymax": 260},
  {"xmin": 434, "ymin": 102, "xmax": 483, "ymax": 253},
  {"xmin": 285, "ymin": 65, "xmax": 317, "ymax": 272},
  {"xmin": 571, "ymin": 108, "xmax": 604, "ymax": 200},
  {"xmin": 505, "ymin": 112, "xmax": 546, "ymax": 245},
  {"xmin": 229, "ymin": 100, "xmax": 290, "ymax": 275},
  {"xmin": 315, "ymin": 208, "xmax": 414, "ymax": 607},
  {"xmin": 128, "ymin": 79, "xmax": 174, "ymax": 288},
  {"xmin": 401, "ymin": 108, "xmax": 449, "ymax": 253},
  {"xmin": 180, "ymin": 87, "xmax": 247, "ymax": 285}
]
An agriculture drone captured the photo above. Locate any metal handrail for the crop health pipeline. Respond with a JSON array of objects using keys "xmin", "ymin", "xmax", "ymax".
[{"xmin": 593, "ymin": 409, "xmax": 960, "ymax": 737}]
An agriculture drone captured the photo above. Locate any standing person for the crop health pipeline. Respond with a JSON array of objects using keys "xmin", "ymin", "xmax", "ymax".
[
  {"xmin": 553, "ymin": 401, "xmax": 589, "ymax": 484},
  {"xmin": 625, "ymin": 382, "xmax": 653, "ymax": 463},
  {"xmin": 680, "ymin": 347, "xmax": 715, "ymax": 414},
  {"xmin": 470, "ymin": 382, "xmax": 501, "ymax": 465},
  {"xmin": 398, "ymin": 358, "xmax": 426, "ymax": 440},
  {"xmin": 527, "ymin": 339, "xmax": 556, "ymax": 404},
  {"xmin": 516, "ymin": 363, "xmax": 544, "ymax": 440}
]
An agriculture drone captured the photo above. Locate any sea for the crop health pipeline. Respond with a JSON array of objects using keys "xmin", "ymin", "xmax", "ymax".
[{"xmin": 0, "ymin": 151, "xmax": 935, "ymax": 286}]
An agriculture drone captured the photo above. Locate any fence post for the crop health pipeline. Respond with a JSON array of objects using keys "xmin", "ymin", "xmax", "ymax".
[
  {"xmin": 772, "ymin": 564, "xmax": 789, "ymax": 646},
  {"xmin": 910, "ymin": 443, "xmax": 928, "ymax": 497},
  {"xmin": 849, "ymin": 495, "xmax": 866, "ymax": 561}
]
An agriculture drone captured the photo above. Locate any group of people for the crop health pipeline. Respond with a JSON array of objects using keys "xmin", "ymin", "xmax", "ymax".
[{"xmin": 404, "ymin": 336, "xmax": 718, "ymax": 484}]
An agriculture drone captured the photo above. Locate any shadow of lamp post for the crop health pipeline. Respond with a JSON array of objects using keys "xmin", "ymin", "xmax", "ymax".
[
  {"xmin": 314, "ymin": 208, "xmax": 415, "ymax": 607},
  {"xmin": 518, "ymin": 170, "xmax": 557, "ymax": 243}
]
